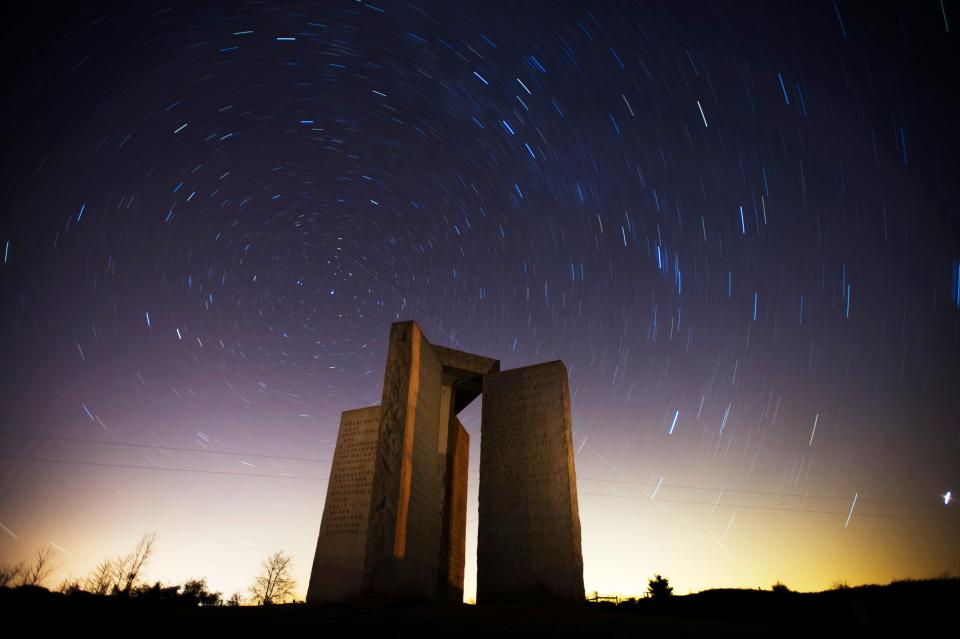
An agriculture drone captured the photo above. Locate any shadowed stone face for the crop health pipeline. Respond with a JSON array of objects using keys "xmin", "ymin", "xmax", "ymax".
[
  {"xmin": 307, "ymin": 320, "xmax": 583, "ymax": 604},
  {"xmin": 477, "ymin": 360, "xmax": 585, "ymax": 604},
  {"xmin": 306, "ymin": 405, "xmax": 380, "ymax": 602}
]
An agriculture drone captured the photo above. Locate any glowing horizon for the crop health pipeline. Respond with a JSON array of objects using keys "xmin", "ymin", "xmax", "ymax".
[{"xmin": 1, "ymin": 399, "xmax": 955, "ymax": 602}]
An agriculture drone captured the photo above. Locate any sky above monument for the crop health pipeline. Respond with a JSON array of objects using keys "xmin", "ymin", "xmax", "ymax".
[{"xmin": 1, "ymin": 1, "xmax": 957, "ymax": 601}]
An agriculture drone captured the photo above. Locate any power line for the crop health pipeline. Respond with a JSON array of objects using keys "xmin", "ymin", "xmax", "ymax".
[
  {"xmin": 469, "ymin": 468, "xmax": 941, "ymax": 508},
  {"xmin": 573, "ymin": 477, "xmax": 941, "ymax": 508},
  {"xmin": 1, "ymin": 455, "xmax": 956, "ymax": 524},
  {"xmin": 2, "ymin": 431, "xmax": 947, "ymax": 510},
  {"xmin": 0, "ymin": 455, "xmax": 329, "ymax": 480},
  {"xmin": 577, "ymin": 492, "xmax": 960, "ymax": 524},
  {"xmin": 0, "ymin": 432, "xmax": 331, "ymax": 464}
]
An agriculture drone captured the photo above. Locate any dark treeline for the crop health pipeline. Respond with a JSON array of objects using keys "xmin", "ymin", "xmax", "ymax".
[
  {"xmin": 587, "ymin": 575, "xmax": 960, "ymax": 629},
  {"xmin": 1, "ymin": 576, "xmax": 957, "ymax": 635},
  {"xmin": 0, "ymin": 532, "xmax": 296, "ymax": 606}
]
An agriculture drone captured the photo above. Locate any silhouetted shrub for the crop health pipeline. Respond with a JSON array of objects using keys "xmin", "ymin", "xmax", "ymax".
[
  {"xmin": 646, "ymin": 574, "xmax": 673, "ymax": 599},
  {"xmin": 180, "ymin": 578, "xmax": 222, "ymax": 606},
  {"xmin": 131, "ymin": 581, "xmax": 181, "ymax": 603}
]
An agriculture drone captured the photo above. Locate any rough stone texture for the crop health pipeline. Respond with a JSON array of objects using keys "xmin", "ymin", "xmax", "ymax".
[
  {"xmin": 363, "ymin": 320, "xmax": 445, "ymax": 599},
  {"xmin": 306, "ymin": 405, "xmax": 381, "ymax": 603},
  {"xmin": 396, "ymin": 326, "xmax": 444, "ymax": 596},
  {"xmin": 477, "ymin": 360, "xmax": 585, "ymax": 604},
  {"xmin": 433, "ymin": 345, "xmax": 499, "ymax": 413},
  {"xmin": 432, "ymin": 345, "xmax": 499, "ymax": 377},
  {"xmin": 438, "ymin": 416, "xmax": 469, "ymax": 601},
  {"xmin": 308, "ymin": 320, "xmax": 583, "ymax": 604}
]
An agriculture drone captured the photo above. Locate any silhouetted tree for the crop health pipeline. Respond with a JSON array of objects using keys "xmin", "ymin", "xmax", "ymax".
[
  {"xmin": 249, "ymin": 551, "xmax": 296, "ymax": 605},
  {"xmin": 131, "ymin": 580, "xmax": 180, "ymax": 603},
  {"xmin": 646, "ymin": 574, "xmax": 673, "ymax": 599},
  {"xmin": 57, "ymin": 578, "xmax": 85, "ymax": 594},
  {"xmin": 771, "ymin": 581, "xmax": 791, "ymax": 592},
  {"xmin": 0, "ymin": 561, "xmax": 25, "ymax": 587},
  {"xmin": 225, "ymin": 592, "xmax": 244, "ymax": 606},
  {"xmin": 19, "ymin": 545, "xmax": 57, "ymax": 587},
  {"xmin": 180, "ymin": 578, "xmax": 222, "ymax": 606},
  {"xmin": 112, "ymin": 532, "xmax": 157, "ymax": 595},
  {"xmin": 85, "ymin": 558, "xmax": 115, "ymax": 595}
]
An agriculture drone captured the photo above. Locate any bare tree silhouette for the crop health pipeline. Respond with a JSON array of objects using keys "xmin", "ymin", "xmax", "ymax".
[
  {"xmin": 85, "ymin": 557, "xmax": 115, "ymax": 595},
  {"xmin": 0, "ymin": 561, "xmax": 26, "ymax": 587},
  {"xmin": 112, "ymin": 532, "xmax": 157, "ymax": 595},
  {"xmin": 249, "ymin": 551, "xmax": 296, "ymax": 605},
  {"xmin": 20, "ymin": 545, "xmax": 58, "ymax": 587},
  {"xmin": 57, "ymin": 577, "xmax": 84, "ymax": 594}
]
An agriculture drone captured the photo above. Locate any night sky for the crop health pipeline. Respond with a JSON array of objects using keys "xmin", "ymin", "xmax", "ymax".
[{"xmin": 1, "ymin": 1, "xmax": 958, "ymax": 602}]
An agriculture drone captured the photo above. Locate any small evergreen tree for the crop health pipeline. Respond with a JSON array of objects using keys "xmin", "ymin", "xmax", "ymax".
[{"xmin": 646, "ymin": 574, "xmax": 673, "ymax": 599}]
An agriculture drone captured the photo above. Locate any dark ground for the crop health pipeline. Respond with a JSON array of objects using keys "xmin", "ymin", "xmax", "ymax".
[{"xmin": 2, "ymin": 578, "xmax": 956, "ymax": 636}]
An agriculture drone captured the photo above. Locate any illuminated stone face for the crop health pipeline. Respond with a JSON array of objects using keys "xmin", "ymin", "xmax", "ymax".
[{"xmin": 307, "ymin": 320, "xmax": 584, "ymax": 604}]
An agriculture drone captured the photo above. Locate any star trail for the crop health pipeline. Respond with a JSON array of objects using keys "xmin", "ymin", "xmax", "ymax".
[{"xmin": 1, "ymin": 1, "xmax": 958, "ymax": 601}]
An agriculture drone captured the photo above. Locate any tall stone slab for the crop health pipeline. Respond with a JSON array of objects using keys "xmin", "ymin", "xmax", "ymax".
[
  {"xmin": 306, "ymin": 405, "xmax": 381, "ymax": 603},
  {"xmin": 438, "ymin": 416, "xmax": 469, "ymax": 601},
  {"xmin": 477, "ymin": 360, "xmax": 585, "ymax": 604},
  {"xmin": 363, "ymin": 321, "xmax": 444, "ymax": 598}
]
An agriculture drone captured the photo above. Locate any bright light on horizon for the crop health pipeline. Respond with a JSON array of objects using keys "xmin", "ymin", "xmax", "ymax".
[{"xmin": 2, "ymin": 420, "xmax": 957, "ymax": 603}]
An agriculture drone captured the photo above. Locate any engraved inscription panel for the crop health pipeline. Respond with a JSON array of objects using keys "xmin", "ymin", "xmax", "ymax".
[
  {"xmin": 478, "ymin": 361, "xmax": 585, "ymax": 603},
  {"xmin": 306, "ymin": 405, "xmax": 381, "ymax": 602}
]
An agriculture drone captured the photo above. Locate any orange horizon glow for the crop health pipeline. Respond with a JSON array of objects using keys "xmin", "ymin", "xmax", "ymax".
[{"xmin": 2, "ymin": 402, "xmax": 957, "ymax": 603}]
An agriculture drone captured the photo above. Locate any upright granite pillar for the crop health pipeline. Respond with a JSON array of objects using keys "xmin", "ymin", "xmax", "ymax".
[
  {"xmin": 306, "ymin": 405, "xmax": 381, "ymax": 602},
  {"xmin": 362, "ymin": 321, "xmax": 445, "ymax": 599},
  {"xmin": 477, "ymin": 360, "xmax": 585, "ymax": 604},
  {"xmin": 437, "ymin": 413, "xmax": 469, "ymax": 601}
]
